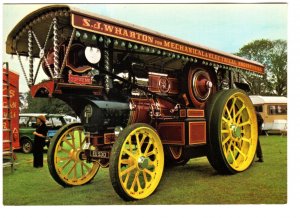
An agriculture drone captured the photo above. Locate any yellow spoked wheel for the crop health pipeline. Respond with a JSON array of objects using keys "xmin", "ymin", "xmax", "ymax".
[
  {"xmin": 207, "ymin": 89, "xmax": 257, "ymax": 174},
  {"xmin": 47, "ymin": 123, "xmax": 100, "ymax": 187},
  {"xmin": 109, "ymin": 123, "xmax": 164, "ymax": 201}
]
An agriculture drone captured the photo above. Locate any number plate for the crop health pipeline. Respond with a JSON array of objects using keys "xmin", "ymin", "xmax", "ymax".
[{"xmin": 89, "ymin": 150, "xmax": 110, "ymax": 159}]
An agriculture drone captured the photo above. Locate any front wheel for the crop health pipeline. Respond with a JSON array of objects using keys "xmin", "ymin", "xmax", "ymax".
[
  {"xmin": 47, "ymin": 123, "xmax": 100, "ymax": 187},
  {"xmin": 207, "ymin": 89, "xmax": 258, "ymax": 174},
  {"xmin": 109, "ymin": 123, "xmax": 164, "ymax": 201}
]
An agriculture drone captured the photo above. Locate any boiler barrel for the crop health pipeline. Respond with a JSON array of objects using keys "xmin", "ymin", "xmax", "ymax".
[{"xmin": 80, "ymin": 100, "xmax": 130, "ymax": 132}]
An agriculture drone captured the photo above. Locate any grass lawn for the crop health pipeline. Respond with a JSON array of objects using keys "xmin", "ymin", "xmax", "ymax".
[{"xmin": 2, "ymin": 135, "xmax": 287, "ymax": 205}]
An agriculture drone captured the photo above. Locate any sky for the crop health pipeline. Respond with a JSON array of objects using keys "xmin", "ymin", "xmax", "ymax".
[{"xmin": 1, "ymin": 2, "xmax": 287, "ymax": 93}]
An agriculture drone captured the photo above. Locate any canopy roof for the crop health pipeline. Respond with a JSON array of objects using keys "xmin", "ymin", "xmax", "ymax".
[
  {"xmin": 249, "ymin": 95, "xmax": 287, "ymax": 105},
  {"xmin": 6, "ymin": 4, "xmax": 264, "ymax": 75},
  {"xmin": 19, "ymin": 113, "xmax": 65, "ymax": 117}
]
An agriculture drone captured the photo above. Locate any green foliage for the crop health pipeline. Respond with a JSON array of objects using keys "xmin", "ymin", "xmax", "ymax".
[
  {"xmin": 21, "ymin": 92, "xmax": 76, "ymax": 116},
  {"xmin": 3, "ymin": 135, "xmax": 286, "ymax": 205},
  {"xmin": 236, "ymin": 39, "xmax": 287, "ymax": 96}
]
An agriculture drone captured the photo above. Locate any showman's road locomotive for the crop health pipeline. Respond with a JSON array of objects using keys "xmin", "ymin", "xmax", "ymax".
[{"xmin": 6, "ymin": 5, "xmax": 264, "ymax": 201}]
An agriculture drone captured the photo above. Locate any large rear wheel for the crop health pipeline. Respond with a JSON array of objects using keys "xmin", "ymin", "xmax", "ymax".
[
  {"xmin": 207, "ymin": 89, "xmax": 257, "ymax": 174},
  {"xmin": 47, "ymin": 123, "xmax": 100, "ymax": 187},
  {"xmin": 109, "ymin": 123, "xmax": 164, "ymax": 201}
]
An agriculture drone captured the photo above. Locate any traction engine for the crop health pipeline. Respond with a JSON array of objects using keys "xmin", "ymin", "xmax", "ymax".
[{"xmin": 6, "ymin": 5, "xmax": 264, "ymax": 201}]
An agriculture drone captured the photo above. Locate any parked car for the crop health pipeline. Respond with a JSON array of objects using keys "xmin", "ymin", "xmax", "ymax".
[{"xmin": 19, "ymin": 113, "xmax": 67, "ymax": 153}]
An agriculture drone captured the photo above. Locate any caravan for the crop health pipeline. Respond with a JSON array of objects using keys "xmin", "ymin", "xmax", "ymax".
[{"xmin": 250, "ymin": 95, "xmax": 287, "ymax": 134}]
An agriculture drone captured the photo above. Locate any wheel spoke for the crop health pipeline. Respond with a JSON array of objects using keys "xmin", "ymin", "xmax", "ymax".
[
  {"xmin": 123, "ymin": 148, "xmax": 136, "ymax": 159},
  {"xmin": 144, "ymin": 140, "xmax": 153, "ymax": 155},
  {"xmin": 66, "ymin": 161, "xmax": 76, "ymax": 177},
  {"xmin": 135, "ymin": 133, "xmax": 142, "ymax": 155},
  {"xmin": 73, "ymin": 163, "xmax": 77, "ymax": 179},
  {"xmin": 120, "ymin": 165, "xmax": 136, "ymax": 177},
  {"xmin": 236, "ymin": 111, "xmax": 242, "ymax": 124},
  {"xmin": 145, "ymin": 150, "xmax": 156, "ymax": 157},
  {"xmin": 122, "ymin": 170, "xmax": 130, "ymax": 184},
  {"xmin": 78, "ymin": 130, "xmax": 83, "ymax": 148},
  {"xmin": 222, "ymin": 116, "xmax": 231, "ymax": 124},
  {"xmin": 235, "ymin": 139, "xmax": 242, "ymax": 149},
  {"xmin": 225, "ymin": 105, "xmax": 233, "ymax": 120},
  {"xmin": 140, "ymin": 134, "xmax": 147, "ymax": 146},
  {"xmin": 58, "ymin": 146, "xmax": 70, "ymax": 154},
  {"xmin": 221, "ymin": 129, "xmax": 230, "ymax": 134},
  {"xmin": 147, "ymin": 160, "xmax": 156, "ymax": 168},
  {"xmin": 81, "ymin": 162, "xmax": 84, "ymax": 176},
  {"xmin": 62, "ymin": 136, "xmax": 75, "ymax": 149},
  {"xmin": 58, "ymin": 159, "xmax": 72, "ymax": 171},
  {"xmin": 223, "ymin": 140, "xmax": 233, "ymax": 157},
  {"xmin": 222, "ymin": 135, "xmax": 231, "ymax": 146},
  {"xmin": 81, "ymin": 138, "xmax": 86, "ymax": 148},
  {"xmin": 135, "ymin": 172, "xmax": 142, "ymax": 191},
  {"xmin": 120, "ymin": 159, "xmax": 130, "ymax": 165},
  {"xmin": 128, "ymin": 137, "xmax": 133, "ymax": 153},
  {"xmin": 238, "ymin": 120, "xmax": 250, "ymax": 127},
  {"xmin": 234, "ymin": 145, "xmax": 246, "ymax": 160},
  {"xmin": 56, "ymin": 156, "xmax": 70, "ymax": 162},
  {"xmin": 241, "ymin": 137, "xmax": 251, "ymax": 144},
  {"xmin": 129, "ymin": 172, "xmax": 138, "ymax": 191},
  {"xmin": 229, "ymin": 97, "xmax": 237, "ymax": 118},
  {"xmin": 144, "ymin": 168, "xmax": 154, "ymax": 178},
  {"xmin": 234, "ymin": 105, "xmax": 246, "ymax": 120},
  {"xmin": 229, "ymin": 150, "xmax": 237, "ymax": 167},
  {"xmin": 142, "ymin": 171, "xmax": 149, "ymax": 185},
  {"xmin": 82, "ymin": 161, "xmax": 92, "ymax": 173},
  {"xmin": 69, "ymin": 132, "xmax": 75, "ymax": 148}
]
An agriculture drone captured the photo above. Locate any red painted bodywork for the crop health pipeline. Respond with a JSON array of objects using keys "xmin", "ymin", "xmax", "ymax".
[
  {"xmin": 189, "ymin": 121, "xmax": 206, "ymax": 145},
  {"xmin": 3, "ymin": 68, "xmax": 20, "ymax": 151},
  {"xmin": 30, "ymin": 80, "xmax": 55, "ymax": 97},
  {"xmin": 157, "ymin": 122, "xmax": 186, "ymax": 145},
  {"xmin": 148, "ymin": 74, "xmax": 179, "ymax": 95}
]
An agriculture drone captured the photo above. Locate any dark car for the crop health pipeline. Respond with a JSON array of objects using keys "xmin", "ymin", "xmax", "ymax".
[{"xmin": 19, "ymin": 113, "xmax": 67, "ymax": 153}]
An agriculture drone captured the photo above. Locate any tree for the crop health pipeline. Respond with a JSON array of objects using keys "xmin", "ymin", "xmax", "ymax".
[
  {"xmin": 236, "ymin": 39, "xmax": 287, "ymax": 96},
  {"xmin": 21, "ymin": 91, "xmax": 76, "ymax": 116}
]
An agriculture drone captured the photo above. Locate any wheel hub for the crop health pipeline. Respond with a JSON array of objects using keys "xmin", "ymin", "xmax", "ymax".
[
  {"xmin": 70, "ymin": 148, "xmax": 82, "ymax": 161},
  {"xmin": 192, "ymin": 71, "xmax": 212, "ymax": 101},
  {"xmin": 230, "ymin": 124, "xmax": 242, "ymax": 138},
  {"xmin": 137, "ymin": 156, "xmax": 149, "ymax": 170}
]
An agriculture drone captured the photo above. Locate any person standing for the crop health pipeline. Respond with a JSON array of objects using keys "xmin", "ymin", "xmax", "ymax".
[
  {"xmin": 256, "ymin": 112, "xmax": 264, "ymax": 162},
  {"xmin": 33, "ymin": 115, "xmax": 48, "ymax": 168}
]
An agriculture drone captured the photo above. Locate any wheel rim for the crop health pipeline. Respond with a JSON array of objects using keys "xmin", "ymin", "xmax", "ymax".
[
  {"xmin": 118, "ymin": 126, "xmax": 164, "ymax": 199},
  {"xmin": 53, "ymin": 126, "xmax": 100, "ymax": 185},
  {"xmin": 169, "ymin": 146, "xmax": 183, "ymax": 160},
  {"xmin": 186, "ymin": 66, "xmax": 216, "ymax": 109},
  {"xmin": 23, "ymin": 140, "xmax": 32, "ymax": 153},
  {"xmin": 220, "ymin": 92, "xmax": 257, "ymax": 171},
  {"xmin": 192, "ymin": 70, "xmax": 212, "ymax": 101}
]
